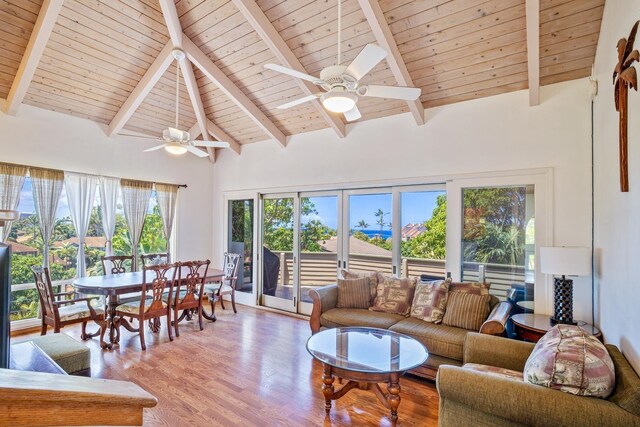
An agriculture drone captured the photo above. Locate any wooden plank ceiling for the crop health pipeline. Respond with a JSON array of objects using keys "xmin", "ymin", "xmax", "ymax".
[{"xmin": 0, "ymin": 0, "xmax": 605, "ymax": 146}]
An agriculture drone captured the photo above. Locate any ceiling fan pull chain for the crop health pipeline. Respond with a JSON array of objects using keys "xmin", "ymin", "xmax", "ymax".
[
  {"xmin": 175, "ymin": 60, "xmax": 180, "ymax": 128},
  {"xmin": 337, "ymin": 0, "xmax": 341, "ymax": 66}
]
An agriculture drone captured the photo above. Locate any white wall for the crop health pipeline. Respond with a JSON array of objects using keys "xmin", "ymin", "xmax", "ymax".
[
  {"xmin": 593, "ymin": 1, "xmax": 640, "ymax": 372},
  {"xmin": 0, "ymin": 105, "xmax": 214, "ymax": 262},
  {"xmin": 212, "ymin": 79, "xmax": 594, "ymax": 319}
]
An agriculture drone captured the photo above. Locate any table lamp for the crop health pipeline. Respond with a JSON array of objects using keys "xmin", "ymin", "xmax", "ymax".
[{"xmin": 540, "ymin": 246, "xmax": 590, "ymax": 325}]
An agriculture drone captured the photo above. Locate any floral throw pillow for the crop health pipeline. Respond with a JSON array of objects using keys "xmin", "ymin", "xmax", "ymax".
[
  {"xmin": 369, "ymin": 276, "xmax": 417, "ymax": 316},
  {"xmin": 340, "ymin": 269, "xmax": 379, "ymax": 304},
  {"xmin": 524, "ymin": 325, "xmax": 615, "ymax": 398},
  {"xmin": 410, "ymin": 279, "xmax": 451, "ymax": 323}
]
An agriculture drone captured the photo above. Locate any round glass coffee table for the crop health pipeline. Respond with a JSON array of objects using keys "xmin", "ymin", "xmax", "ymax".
[{"xmin": 306, "ymin": 327, "xmax": 428, "ymax": 425}]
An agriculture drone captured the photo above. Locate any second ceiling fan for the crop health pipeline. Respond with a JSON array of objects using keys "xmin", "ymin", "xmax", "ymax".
[{"xmin": 265, "ymin": 0, "xmax": 421, "ymax": 122}]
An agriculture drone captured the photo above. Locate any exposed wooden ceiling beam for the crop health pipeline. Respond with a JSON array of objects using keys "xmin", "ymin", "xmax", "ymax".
[
  {"xmin": 158, "ymin": 0, "xmax": 182, "ymax": 48},
  {"xmin": 4, "ymin": 0, "xmax": 64, "ymax": 115},
  {"xmin": 357, "ymin": 0, "xmax": 425, "ymax": 125},
  {"xmin": 526, "ymin": 0, "xmax": 540, "ymax": 106},
  {"xmin": 108, "ymin": 42, "xmax": 174, "ymax": 136},
  {"xmin": 231, "ymin": 0, "xmax": 346, "ymax": 139},
  {"xmin": 184, "ymin": 37, "xmax": 288, "ymax": 148},
  {"xmin": 206, "ymin": 119, "xmax": 241, "ymax": 156},
  {"xmin": 179, "ymin": 58, "xmax": 215, "ymax": 162}
]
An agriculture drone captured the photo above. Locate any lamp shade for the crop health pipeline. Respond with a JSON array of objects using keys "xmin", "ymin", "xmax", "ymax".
[
  {"xmin": 540, "ymin": 246, "xmax": 590, "ymax": 276},
  {"xmin": 0, "ymin": 210, "xmax": 19, "ymax": 226}
]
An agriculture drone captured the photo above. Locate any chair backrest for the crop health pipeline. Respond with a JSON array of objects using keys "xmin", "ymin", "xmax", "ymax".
[
  {"xmin": 140, "ymin": 253, "xmax": 170, "ymax": 268},
  {"xmin": 31, "ymin": 266, "xmax": 57, "ymax": 320},
  {"xmin": 101, "ymin": 255, "xmax": 133, "ymax": 275},
  {"xmin": 175, "ymin": 260, "xmax": 210, "ymax": 306},
  {"xmin": 223, "ymin": 253, "xmax": 241, "ymax": 289},
  {"xmin": 142, "ymin": 263, "xmax": 177, "ymax": 314}
]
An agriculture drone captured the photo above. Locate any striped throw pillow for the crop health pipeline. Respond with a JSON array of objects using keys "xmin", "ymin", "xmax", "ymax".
[
  {"xmin": 340, "ymin": 269, "xmax": 379, "ymax": 304},
  {"xmin": 442, "ymin": 291, "xmax": 491, "ymax": 331},
  {"xmin": 336, "ymin": 277, "xmax": 372, "ymax": 309}
]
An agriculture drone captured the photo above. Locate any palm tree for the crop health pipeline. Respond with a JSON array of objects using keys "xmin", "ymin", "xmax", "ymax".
[
  {"xmin": 374, "ymin": 209, "xmax": 389, "ymax": 239},
  {"xmin": 356, "ymin": 219, "xmax": 369, "ymax": 231},
  {"xmin": 613, "ymin": 20, "xmax": 639, "ymax": 192}
]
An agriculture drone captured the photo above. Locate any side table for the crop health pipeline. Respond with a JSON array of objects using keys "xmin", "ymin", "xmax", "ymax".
[{"xmin": 511, "ymin": 313, "xmax": 602, "ymax": 342}]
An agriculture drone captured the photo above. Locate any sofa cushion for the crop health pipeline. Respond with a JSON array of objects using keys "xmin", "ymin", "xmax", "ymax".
[
  {"xmin": 463, "ymin": 363, "xmax": 524, "ymax": 382},
  {"xmin": 370, "ymin": 276, "xmax": 417, "ymax": 316},
  {"xmin": 320, "ymin": 308, "xmax": 405, "ymax": 330},
  {"xmin": 340, "ymin": 269, "xmax": 378, "ymax": 303},
  {"xmin": 524, "ymin": 325, "xmax": 615, "ymax": 398},
  {"xmin": 410, "ymin": 279, "xmax": 450, "ymax": 323},
  {"xmin": 336, "ymin": 278, "xmax": 372, "ymax": 309},
  {"xmin": 389, "ymin": 317, "xmax": 468, "ymax": 361},
  {"xmin": 607, "ymin": 344, "xmax": 640, "ymax": 416},
  {"xmin": 442, "ymin": 291, "xmax": 491, "ymax": 331}
]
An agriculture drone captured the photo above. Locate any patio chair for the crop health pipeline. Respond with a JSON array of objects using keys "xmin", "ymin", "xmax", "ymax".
[
  {"xmin": 31, "ymin": 266, "xmax": 107, "ymax": 347},
  {"xmin": 113, "ymin": 263, "xmax": 177, "ymax": 351},
  {"xmin": 140, "ymin": 253, "xmax": 170, "ymax": 268},
  {"xmin": 101, "ymin": 255, "xmax": 134, "ymax": 274},
  {"xmin": 203, "ymin": 253, "xmax": 241, "ymax": 319},
  {"xmin": 164, "ymin": 260, "xmax": 210, "ymax": 336}
]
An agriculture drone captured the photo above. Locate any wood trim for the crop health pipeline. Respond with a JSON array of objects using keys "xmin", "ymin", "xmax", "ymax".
[
  {"xmin": 157, "ymin": 0, "xmax": 183, "ymax": 48},
  {"xmin": 357, "ymin": 0, "xmax": 425, "ymax": 125},
  {"xmin": 179, "ymin": 58, "xmax": 215, "ymax": 162},
  {"xmin": 107, "ymin": 42, "xmax": 175, "ymax": 136},
  {"xmin": 526, "ymin": 0, "xmax": 541, "ymax": 106},
  {"xmin": 4, "ymin": 0, "xmax": 64, "ymax": 115},
  {"xmin": 183, "ymin": 36, "xmax": 288, "ymax": 147},
  {"xmin": 231, "ymin": 0, "xmax": 346, "ymax": 139}
]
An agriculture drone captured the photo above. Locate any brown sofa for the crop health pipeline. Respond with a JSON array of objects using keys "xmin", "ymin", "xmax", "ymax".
[
  {"xmin": 437, "ymin": 333, "xmax": 640, "ymax": 426},
  {"xmin": 309, "ymin": 283, "xmax": 511, "ymax": 380}
]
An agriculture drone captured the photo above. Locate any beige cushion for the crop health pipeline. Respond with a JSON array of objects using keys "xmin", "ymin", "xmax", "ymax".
[
  {"xmin": 320, "ymin": 308, "xmax": 405, "ymax": 330},
  {"xmin": 389, "ymin": 317, "xmax": 468, "ymax": 361},
  {"xmin": 449, "ymin": 281, "xmax": 490, "ymax": 295},
  {"xmin": 204, "ymin": 282, "xmax": 232, "ymax": 294},
  {"xmin": 442, "ymin": 291, "xmax": 490, "ymax": 331},
  {"xmin": 58, "ymin": 303, "xmax": 104, "ymax": 322},
  {"xmin": 336, "ymin": 277, "xmax": 371, "ymax": 309},
  {"xmin": 29, "ymin": 334, "xmax": 90, "ymax": 375},
  {"xmin": 340, "ymin": 269, "xmax": 379, "ymax": 303},
  {"xmin": 410, "ymin": 279, "xmax": 450, "ymax": 323},
  {"xmin": 370, "ymin": 275, "xmax": 417, "ymax": 316},
  {"xmin": 116, "ymin": 298, "xmax": 166, "ymax": 315}
]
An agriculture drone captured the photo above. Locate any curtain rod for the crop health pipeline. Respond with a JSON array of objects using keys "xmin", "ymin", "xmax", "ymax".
[{"xmin": 0, "ymin": 161, "xmax": 187, "ymax": 188}]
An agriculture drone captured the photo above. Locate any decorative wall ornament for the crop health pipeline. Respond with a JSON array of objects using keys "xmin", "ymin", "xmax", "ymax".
[{"xmin": 613, "ymin": 20, "xmax": 639, "ymax": 192}]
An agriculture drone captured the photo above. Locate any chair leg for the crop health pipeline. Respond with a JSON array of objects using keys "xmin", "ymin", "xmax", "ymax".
[
  {"xmin": 138, "ymin": 319, "xmax": 146, "ymax": 351},
  {"xmin": 174, "ymin": 310, "xmax": 180, "ymax": 338},
  {"xmin": 40, "ymin": 320, "xmax": 47, "ymax": 336},
  {"xmin": 167, "ymin": 313, "xmax": 173, "ymax": 342},
  {"xmin": 81, "ymin": 321, "xmax": 88, "ymax": 340},
  {"xmin": 231, "ymin": 290, "xmax": 237, "ymax": 314},
  {"xmin": 219, "ymin": 288, "xmax": 225, "ymax": 310},
  {"xmin": 54, "ymin": 325, "xmax": 60, "ymax": 334},
  {"xmin": 198, "ymin": 305, "xmax": 204, "ymax": 331},
  {"xmin": 97, "ymin": 318, "xmax": 109, "ymax": 350}
]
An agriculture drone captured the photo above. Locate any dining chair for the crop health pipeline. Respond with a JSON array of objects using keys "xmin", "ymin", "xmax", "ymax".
[
  {"xmin": 165, "ymin": 260, "xmax": 210, "ymax": 337},
  {"xmin": 113, "ymin": 262, "xmax": 177, "ymax": 351},
  {"xmin": 101, "ymin": 255, "xmax": 134, "ymax": 275},
  {"xmin": 31, "ymin": 266, "xmax": 107, "ymax": 347},
  {"xmin": 203, "ymin": 253, "xmax": 241, "ymax": 319},
  {"xmin": 140, "ymin": 252, "xmax": 170, "ymax": 268}
]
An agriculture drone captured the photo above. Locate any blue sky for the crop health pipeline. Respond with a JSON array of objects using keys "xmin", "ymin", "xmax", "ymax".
[{"xmin": 301, "ymin": 191, "xmax": 444, "ymax": 231}]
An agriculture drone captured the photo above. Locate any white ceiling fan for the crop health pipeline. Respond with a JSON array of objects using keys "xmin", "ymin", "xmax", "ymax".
[
  {"xmin": 264, "ymin": 0, "xmax": 421, "ymax": 122},
  {"xmin": 125, "ymin": 49, "xmax": 230, "ymax": 158}
]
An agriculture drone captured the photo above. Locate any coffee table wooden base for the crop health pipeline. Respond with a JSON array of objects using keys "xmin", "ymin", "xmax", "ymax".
[{"xmin": 321, "ymin": 364, "xmax": 403, "ymax": 426}]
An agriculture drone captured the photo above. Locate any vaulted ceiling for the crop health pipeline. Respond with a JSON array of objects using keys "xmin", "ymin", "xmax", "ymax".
[{"xmin": 0, "ymin": 0, "xmax": 605, "ymax": 152}]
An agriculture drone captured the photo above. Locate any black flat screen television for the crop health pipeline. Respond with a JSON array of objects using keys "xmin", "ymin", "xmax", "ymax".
[{"xmin": 0, "ymin": 243, "xmax": 10, "ymax": 369}]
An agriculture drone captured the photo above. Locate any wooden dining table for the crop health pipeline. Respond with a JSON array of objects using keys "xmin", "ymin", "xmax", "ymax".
[{"xmin": 73, "ymin": 268, "xmax": 225, "ymax": 349}]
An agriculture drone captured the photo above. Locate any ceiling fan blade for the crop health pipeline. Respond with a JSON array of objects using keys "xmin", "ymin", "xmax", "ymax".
[
  {"xmin": 264, "ymin": 63, "xmax": 323, "ymax": 84},
  {"xmin": 361, "ymin": 85, "xmax": 421, "ymax": 101},
  {"xmin": 186, "ymin": 145, "xmax": 210, "ymax": 158},
  {"xmin": 343, "ymin": 106, "xmax": 362, "ymax": 122},
  {"xmin": 345, "ymin": 44, "xmax": 388, "ymax": 81},
  {"xmin": 143, "ymin": 144, "xmax": 167, "ymax": 152},
  {"xmin": 192, "ymin": 140, "xmax": 230, "ymax": 149},
  {"xmin": 276, "ymin": 94, "xmax": 321, "ymax": 109}
]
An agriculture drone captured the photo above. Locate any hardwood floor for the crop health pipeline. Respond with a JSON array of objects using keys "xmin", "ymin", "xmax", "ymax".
[{"xmin": 16, "ymin": 305, "xmax": 439, "ymax": 426}]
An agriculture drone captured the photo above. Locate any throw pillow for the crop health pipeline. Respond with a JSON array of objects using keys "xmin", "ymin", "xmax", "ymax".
[
  {"xmin": 369, "ymin": 276, "xmax": 417, "ymax": 316},
  {"xmin": 441, "ymin": 291, "xmax": 491, "ymax": 330},
  {"xmin": 340, "ymin": 269, "xmax": 379, "ymax": 303},
  {"xmin": 410, "ymin": 279, "xmax": 451, "ymax": 323},
  {"xmin": 524, "ymin": 325, "xmax": 615, "ymax": 398},
  {"xmin": 449, "ymin": 281, "xmax": 490, "ymax": 296},
  {"xmin": 336, "ymin": 277, "xmax": 372, "ymax": 309}
]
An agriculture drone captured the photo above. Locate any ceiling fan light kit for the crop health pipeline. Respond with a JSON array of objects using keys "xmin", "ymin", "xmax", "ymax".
[
  {"xmin": 322, "ymin": 91, "xmax": 357, "ymax": 113},
  {"xmin": 164, "ymin": 144, "xmax": 188, "ymax": 156}
]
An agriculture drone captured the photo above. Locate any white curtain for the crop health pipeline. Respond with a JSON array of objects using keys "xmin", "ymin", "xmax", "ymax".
[
  {"xmin": 121, "ymin": 179, "xmax": 152, "ymax": 271},
  {"xmin": 64, "ymin": 172, "xmax": 98, "ymax": 278},
  {"xmin": 99, "ymin": 176, "xmax": 120, "ymax": 259},
  {"xmin": 0, "ymin": 163, "xmax": 28, "ymax": 242},
  {"xmin": 155, "ymin": 183, "xmax": 178, "ymax": 261},
  {"xmin": 30, "ymin": 168, "xmax": 64, "ymax": 269}
]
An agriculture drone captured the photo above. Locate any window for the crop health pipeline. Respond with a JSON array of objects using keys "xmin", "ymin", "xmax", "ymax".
[
  {"xmin": 228, "ymin": 199, "xmax": 254, "ymax": 294},
  {"xmin": 49, "ymin": 185, "xmax": 78, "ymax": 281},
  {"xmin": 460, "ymin": 185, "xmax": 535, "ymax": 302}
]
